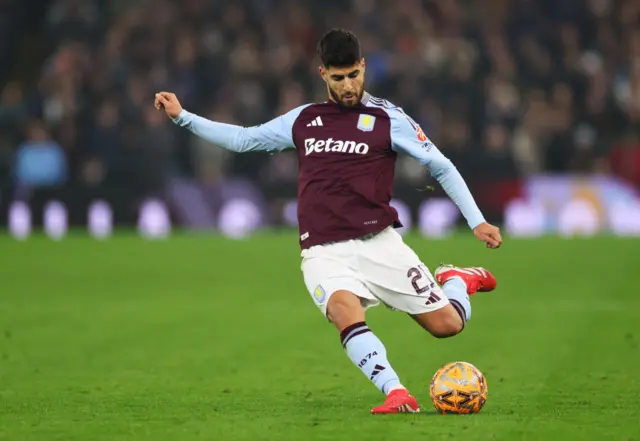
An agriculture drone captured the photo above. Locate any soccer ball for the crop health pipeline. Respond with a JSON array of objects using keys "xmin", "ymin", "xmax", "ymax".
[{"xmin": 429, "ymin": 361, "xmax": 488, "ymax": 414}]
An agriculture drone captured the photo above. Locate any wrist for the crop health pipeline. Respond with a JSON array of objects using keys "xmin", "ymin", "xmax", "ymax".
[
  {"xmin": 171, "ymin": 109, "xmax": 189, "ymax": 125},
  {"xmin": 470, "ymin": 219, "xmax": 486, "ymax": 230}
]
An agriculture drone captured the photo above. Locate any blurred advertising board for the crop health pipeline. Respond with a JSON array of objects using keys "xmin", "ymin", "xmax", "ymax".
[
  {"xmin": 505, "ymin": 175, "xmax": 640, "ymax": 237},
  {"xmin": 1, "ymin": 175, "xmax": 639, "ymax": 240}
]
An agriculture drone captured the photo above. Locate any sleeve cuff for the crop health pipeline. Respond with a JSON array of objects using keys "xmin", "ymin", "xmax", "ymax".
[
  {"xmin": 468, "ymin": 217, "xmax": 486, "ymax": 230},
  {"xmin": 171, "ymin": 109, "xmax": 191, "ymax": 126}
]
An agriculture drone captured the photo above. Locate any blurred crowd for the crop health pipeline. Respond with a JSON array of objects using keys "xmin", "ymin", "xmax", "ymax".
[{"xmin": 2, "ymin": 0, "xmax": 640, "ymax": 199}]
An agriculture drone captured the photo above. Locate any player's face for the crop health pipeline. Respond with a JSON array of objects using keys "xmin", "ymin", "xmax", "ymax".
[{"xmin": 320, "ymin": 59, "xmax": 366, "ymax": 108}]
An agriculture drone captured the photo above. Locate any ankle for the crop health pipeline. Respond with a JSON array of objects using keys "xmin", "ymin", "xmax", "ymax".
[{"xmin": 386, "ymin": 384, "xmax": 407, "ymax": 395}]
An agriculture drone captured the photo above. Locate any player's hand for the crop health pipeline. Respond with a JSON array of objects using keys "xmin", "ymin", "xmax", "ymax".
[
  {"xmin": 154, "ymin": 92, "xmax": 183, "ymax": 119},
  {"xmin": 474, "ymin": 222, "xmax": 502, "ymax": 249}
]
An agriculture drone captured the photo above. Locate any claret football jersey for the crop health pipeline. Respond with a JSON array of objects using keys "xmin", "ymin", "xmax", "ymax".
[{"xmin": 172, "ymin": 92, "xmax": 485, "ymax": 249}]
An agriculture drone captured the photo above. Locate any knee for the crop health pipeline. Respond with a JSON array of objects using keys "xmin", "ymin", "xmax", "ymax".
[
  {"xmin": 429, "ymin": 313, "xmax": 464, "ymax": 339},
  {"xmin": 326, "ymin": 290, "xmax": 365, "ymax": 330}
]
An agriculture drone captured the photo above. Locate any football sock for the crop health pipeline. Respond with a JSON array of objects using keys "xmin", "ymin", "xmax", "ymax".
[
  {"xmin": 442, "ymin": 276, "xmax": 471, "ymax": 325},
  {"xmin": 340, "ymin": 321, "xmax": 403, "ymax": 395}
]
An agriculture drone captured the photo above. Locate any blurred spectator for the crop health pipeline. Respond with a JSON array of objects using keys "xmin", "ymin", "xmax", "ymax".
[
  {"xmin": 0, "ymin": 82, "xmax": 28, "ymax": 129},
  {"xmin": 13, "ymin": 120, "xmax": 67, "ymax": 187},
  {"xmin": 1, "ymin": 0, "xmax": 640, "ymax": 204},
  {"xmin": 477, "ymin": 123, "xmax": 518, "ymax": 179}
]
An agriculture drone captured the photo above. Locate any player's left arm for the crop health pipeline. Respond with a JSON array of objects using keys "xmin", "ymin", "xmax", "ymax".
[{"xmin": 388, "ymin": 108, "xmax": 502, "ymax": 248}]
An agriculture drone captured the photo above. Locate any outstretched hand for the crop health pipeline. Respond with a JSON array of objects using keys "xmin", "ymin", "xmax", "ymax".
[
  {"xmin": 474, "ymin": 222, "xmax": 502, "ymax": 249},
  {"xmin": 154, "ymin": 92, "xmax": 183, "ymax": 119}
]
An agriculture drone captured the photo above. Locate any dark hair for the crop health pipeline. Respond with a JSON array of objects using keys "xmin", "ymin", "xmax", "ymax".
[{"xmin": 317, "ymin": 28, "xmax": 361, "ymax": 68}]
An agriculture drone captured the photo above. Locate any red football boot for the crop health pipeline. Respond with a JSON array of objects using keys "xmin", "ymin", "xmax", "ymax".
[
  {"xmin": 434, "ymin": 265, "xmax": 497, "ymax": 296},
  {"xmin": 371, "ymin": 389, "xmax": 420, "ymax": 414}
]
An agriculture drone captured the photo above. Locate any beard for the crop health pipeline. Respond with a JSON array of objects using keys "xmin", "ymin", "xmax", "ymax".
[{"xmin": 329, "ymin": 85, "xmax": 364, "ymax": 107}]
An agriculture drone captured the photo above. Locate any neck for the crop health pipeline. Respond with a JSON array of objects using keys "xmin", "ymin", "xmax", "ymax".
[{"xmin": 327, "ymin": 91, "xmax": 370, "ymax": 105}]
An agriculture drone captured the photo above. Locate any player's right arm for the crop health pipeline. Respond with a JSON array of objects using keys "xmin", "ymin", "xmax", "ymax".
[{"xmin": 154, "ymin": 92, "xmax": 309, "ymax": 153}]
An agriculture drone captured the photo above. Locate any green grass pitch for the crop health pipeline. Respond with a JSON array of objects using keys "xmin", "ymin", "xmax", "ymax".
[{"xmin": 1, "ymin": 232, "xmax": 639, "ymax": 441}]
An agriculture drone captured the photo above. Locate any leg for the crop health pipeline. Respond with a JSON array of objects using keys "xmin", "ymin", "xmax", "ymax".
[
  {"xmin": 301, "ymin": 240, "xmax": 419, "ymax": 413},
  {"xmin": 411, "ymin": 274, "xmax": 474, "ymax": 338},
  {"xmin": 410, "ymin": 304, "xmax": 464, "ymax": 338},
  {"xmin": 325, "ymin": 290, "xmax": 404, "ymax": 394},
  {"xmin": 326, "ymin": 290, "xmax": 420, "ymax": 414},
  {"xmin": 412, "ymin": 265, "xmax": 498, "ymax": 337},
  {"xmin": 325, "ymin": 289, "xmax": 365, "ymax": 332},
  {"xmin": 355, "ymin": 229, "xmax": 491, "ymax": 339}
]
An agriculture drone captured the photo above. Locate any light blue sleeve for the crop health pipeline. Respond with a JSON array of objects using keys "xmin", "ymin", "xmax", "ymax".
[
  {"xmin": 387, "ymin": 107, "xmax": 486, "ymax": 229},
  {"xmin": 171, "ymin": 104, "xmax": 311, "ymax": 153}
]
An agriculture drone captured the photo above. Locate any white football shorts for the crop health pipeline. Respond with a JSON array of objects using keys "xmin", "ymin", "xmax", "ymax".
[{"xmin": 300, "ymin": 226, "xmax": 449, "ymax": 316}]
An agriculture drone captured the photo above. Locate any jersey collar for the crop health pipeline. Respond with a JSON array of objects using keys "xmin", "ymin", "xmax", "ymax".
[
  {"xmin": 327, "ymin": 91, "xmax": 371, "ymax": 109},
  {"xmin": 360, "ymin": 91, "xmax": 371, "ymax": 106}
]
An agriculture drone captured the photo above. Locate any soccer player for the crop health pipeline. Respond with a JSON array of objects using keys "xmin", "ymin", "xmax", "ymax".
[{"xmin": 155, "ymin": 29, "xmax": 502, "ymax": 414}]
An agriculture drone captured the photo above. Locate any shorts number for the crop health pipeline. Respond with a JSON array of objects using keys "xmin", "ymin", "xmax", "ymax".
[{"xmin": 407, "ymin": 265, "xmax": 435, "ymax": 295}]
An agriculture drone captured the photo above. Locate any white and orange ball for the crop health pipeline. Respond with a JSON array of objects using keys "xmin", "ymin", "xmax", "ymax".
[{"xmin": 430, "ymin": 361, "xmax": 488, "ymax": 414}]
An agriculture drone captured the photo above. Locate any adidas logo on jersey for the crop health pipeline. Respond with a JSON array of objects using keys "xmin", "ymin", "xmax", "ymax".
[
  {"xmin": 306, "ymin": 116, "xmax": 323, "ymax": 127},
  {"xmin": 304, "ymin": 138, "xmax": 370, "ymax": 156}
]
